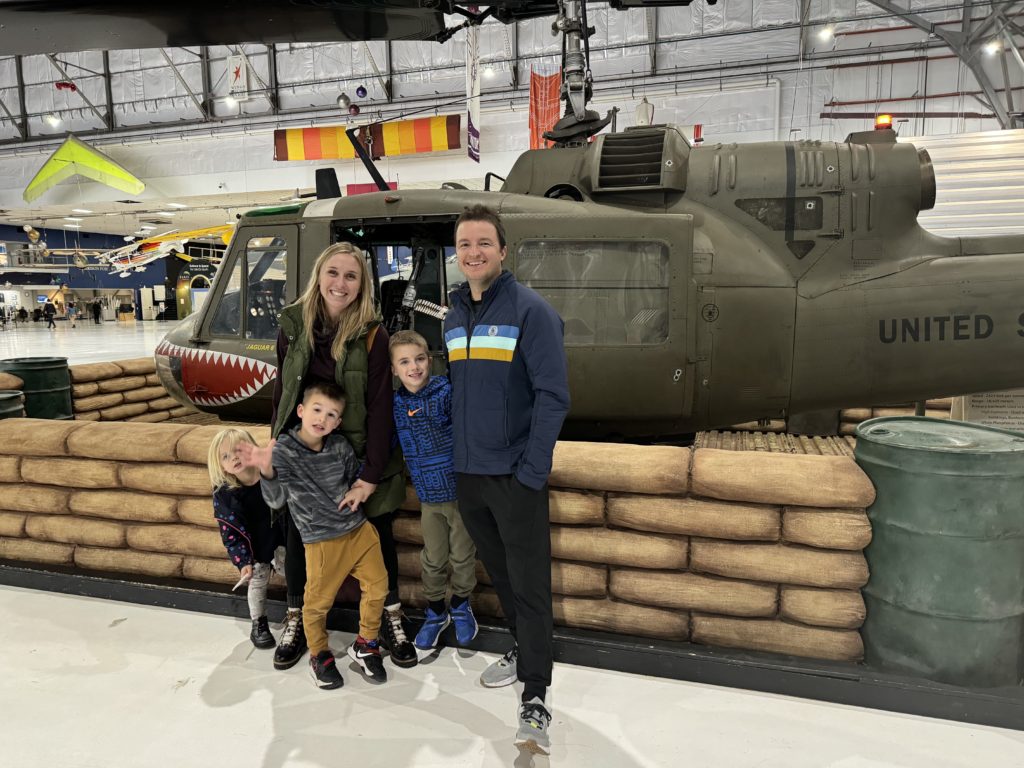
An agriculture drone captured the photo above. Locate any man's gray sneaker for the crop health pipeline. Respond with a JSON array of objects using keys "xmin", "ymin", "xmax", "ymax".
[
  {"xmin": 480, "ymin": 645, "xmax": 518, "ymax": 688},
  {"xmin": 515, "ymin": 697, "xmax": 551, "ymax": 755}
]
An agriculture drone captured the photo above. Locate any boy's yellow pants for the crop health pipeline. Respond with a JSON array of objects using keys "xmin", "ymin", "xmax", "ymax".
[{"xmin": 302, "ymin": 522, "xmax": 388, "ymax": 656}]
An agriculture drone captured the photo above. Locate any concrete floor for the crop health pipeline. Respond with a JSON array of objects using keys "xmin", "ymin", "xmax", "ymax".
[
  {"xmin": 0, "ymin": 318, "xmax": 171, "ymax": 365},
  {"xmin": 1, "ymin": 585, "xmax": 1022, "ymax": 768}
]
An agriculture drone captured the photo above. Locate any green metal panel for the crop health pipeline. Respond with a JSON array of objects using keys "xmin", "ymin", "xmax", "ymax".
[
  {"xmin": 855, "ymin": 416, "xmax": 1024, "ymax": 687},
  {"xmin": 0, "ymin": 358, "xmax": 72, "ymax": 420},
  {"xmin": 0, "ymin": 390, "xmax": 25, "ymax": 419}
]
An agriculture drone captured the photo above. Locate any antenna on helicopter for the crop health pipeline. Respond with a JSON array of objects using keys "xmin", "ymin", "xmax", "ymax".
[{"xmin": 543, "ymin": 0, "xmax": 613, "ymax": 146}]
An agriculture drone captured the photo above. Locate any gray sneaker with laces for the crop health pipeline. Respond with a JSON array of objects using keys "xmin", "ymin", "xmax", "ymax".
[
  {"xmin": 515, "ymin": 696, "xmax": 551, "ymax": 755},
  {"xmin": 480, "ymin": 644, "xmax": 518, "ymax": 688}
]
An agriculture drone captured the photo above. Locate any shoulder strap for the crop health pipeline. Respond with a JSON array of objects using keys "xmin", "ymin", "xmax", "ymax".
[{"xmin": 366, "ymin": 323, "xmax": 379, "ymax": 353}]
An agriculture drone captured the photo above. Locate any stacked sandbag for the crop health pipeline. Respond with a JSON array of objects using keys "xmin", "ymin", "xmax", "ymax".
[
  {"xmin": 695, "ymin": 431, "xmax": 856, "ymax": 456},
  {"xmin": 0, "ymin": 421, "xmax": 876, "ymax": 663},
  {"xmin": 839, "ymin": 397, "xmax": 953, "ymax": 436},
  {"xmin": 394, "ymin": 441, "xmax": 874, "ymax": 662},
  {"xmin": 0, "ymin": 419, "xmax": 277, "ymax": 587},
  {"xmin": 70, "ymin": 357, "xmax": 198, "ymax": 422}
]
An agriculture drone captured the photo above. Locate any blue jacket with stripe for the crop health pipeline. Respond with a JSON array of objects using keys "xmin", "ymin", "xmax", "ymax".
[{"xmin": 444, "ymin": 270, "xmax": 570, "ymax": 490}]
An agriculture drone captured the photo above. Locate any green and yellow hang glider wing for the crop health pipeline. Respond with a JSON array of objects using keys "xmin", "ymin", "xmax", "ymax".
[{"xmin": 23, "ymin": 134, "xmax": 145, "ymax": 202}]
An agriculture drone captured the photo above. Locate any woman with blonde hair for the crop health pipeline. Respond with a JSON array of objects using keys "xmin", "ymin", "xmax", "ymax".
[
  {"xmin": 207, "ymin": 427, "xmax": 285, "ymax": 650},
  {"xmin": 268, "ymin": 241, "xmax": 415, "ymax": 671}
]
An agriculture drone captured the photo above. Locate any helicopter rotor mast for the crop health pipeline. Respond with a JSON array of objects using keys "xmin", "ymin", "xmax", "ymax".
[{"xmin": 544, "ymin": 0, "xmax": 612, "ymax": 146}]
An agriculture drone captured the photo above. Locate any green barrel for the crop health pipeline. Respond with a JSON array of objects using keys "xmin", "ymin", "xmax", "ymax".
[
  {"xmin": 0, "ymin": 390, "xmax": 26, "ymax": 419},
  {"xmin": 855, "ymin": 416, "xmax": 1024, "ymax": 687},
  {"xmin": 0, "ymin": 357, "xmax": 72, "ymax": 420}
]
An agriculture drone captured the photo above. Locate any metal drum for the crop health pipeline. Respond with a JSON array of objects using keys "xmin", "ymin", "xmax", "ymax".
[
  {"xmin": 0, "ymin": 357, "xmax": 73, "ymax": 420},
  {"xmin": 855, "ymin": 416, "xmax": 1024, "ymax": 687},
  {"xmin": 0, "ymin": 390, "xmax": 26, "ymax": 419}
]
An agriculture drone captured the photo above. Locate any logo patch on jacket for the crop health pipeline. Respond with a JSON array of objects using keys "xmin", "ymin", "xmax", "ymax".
[{"xmin": 445, "ymin": 325, "xmax": 520, "ymax": 362}]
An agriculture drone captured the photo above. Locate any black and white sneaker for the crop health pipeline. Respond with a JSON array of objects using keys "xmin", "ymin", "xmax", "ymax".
[
  {"xmin": 348, "ymin": 637, "xmax": 388, "ymax": 683},
  {"xmin": 250, "ymin": 616, "xmax": 275, "ymax": 649},
  {"xmin": 378, "ymin": 604, "xmax": 418, "ymax": 668},
  {"xmin": 274, "ymin": 609, "xmax": 307, "ymax": 670},
  {"xmin": 309, "ymin": 650, "xmax": 344, "ymax": 690}
]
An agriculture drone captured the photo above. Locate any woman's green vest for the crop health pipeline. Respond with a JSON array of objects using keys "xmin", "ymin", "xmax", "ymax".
[{"xmin": 273, "ymin": 303, "xmax": 404, "ymax": 518}]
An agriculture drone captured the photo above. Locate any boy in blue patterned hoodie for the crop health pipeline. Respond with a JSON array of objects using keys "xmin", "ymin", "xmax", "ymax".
[{"xmin": 390, "ymin": 330, "xmax": 478, "ymax": 651}]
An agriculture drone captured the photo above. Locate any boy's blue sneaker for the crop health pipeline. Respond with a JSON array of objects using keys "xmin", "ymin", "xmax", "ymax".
[
  {"xmin": 450, "ymin": 599, "xmax": 478, "ymax": 645},
  {"xmin": 414, "ymin": 606, "xmax": 450, "ymax": 650}
]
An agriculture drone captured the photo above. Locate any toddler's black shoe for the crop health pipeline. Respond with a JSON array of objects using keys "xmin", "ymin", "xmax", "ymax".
[
  {"xmin": 274, "ymin": 609, "xmax": 307, "ymax": 670},
  {"xmin": 379, "ymin": 604, "xmax": 418, "ymax": 668},
  {"xmin": 250, "ymin": 616, "xmax": 275, "ymax": 649},
  {"xmin": 309, "ymin": 650, "xmax": 344, "ymax": 690},
  {"xmin": 348, "ymin": 637, "xmax": 388, "ymax": 683}
]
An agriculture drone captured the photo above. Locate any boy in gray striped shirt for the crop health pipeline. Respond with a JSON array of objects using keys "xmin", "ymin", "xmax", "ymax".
[{"xmin": 239, "ymin": 381, "xmax": 389, "ymax": 690}]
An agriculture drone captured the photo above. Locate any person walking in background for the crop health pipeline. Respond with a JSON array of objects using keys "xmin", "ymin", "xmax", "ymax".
[
  {"xmin": 43, "ymin": 301, "xmax": 56, "ymax": 329},
  {"xmin": 92, "ymin": 301, "xmax": 102, "ymax": 324},
  {"xmin": 66, "ymin": 302, "xmax": 77, "ymax": 328},
  {"xmin": 444, "ymin": 204, "xmax": 570, "ymax": 756}
]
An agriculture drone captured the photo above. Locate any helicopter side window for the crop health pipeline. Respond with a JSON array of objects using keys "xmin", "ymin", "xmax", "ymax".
[
  {"xmin": 209, "ymin": 255, "xmax": 244, "ymax": 336},
  {"xmin": 245, "ymin": 236, "xmax": 288, "ymax": 340},
  {"xmin": 516, "ymin": 240, "xmax": 670, "ymax": 346}
]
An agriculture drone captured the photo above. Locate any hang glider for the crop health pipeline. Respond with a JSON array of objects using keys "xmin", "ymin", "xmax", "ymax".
[
  {"xmin": 23, "ymin": 135, "xmax": 144, "ymax": 203},
  {"xmin": 0, "ymin": 1, "xmax": 696, "ymax": 55},
  {"xmin": 99, "ymin": 225, "xmax": 233, "ymax": 276}
]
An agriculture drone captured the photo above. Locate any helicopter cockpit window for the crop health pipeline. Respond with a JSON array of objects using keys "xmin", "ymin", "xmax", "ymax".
[
  {"xmin": 245, "ymin": 236, "xmax": 288, "ymax": 340},
  {"xmin": 209, "ymin": 255, "xmax": 244, "ymax": 336},
  {"xmin": 516, "ymin": 240, "xmax": 669, "ymax": 346}
]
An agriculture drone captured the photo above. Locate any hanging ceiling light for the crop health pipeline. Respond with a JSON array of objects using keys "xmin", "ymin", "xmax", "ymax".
[
  {"xmin": 985, "ymin": 39, "xmax": 1002, "ymax": 55},
  {"xmin": 337, "ymin": 93, "xmax": 351, "ymax": 109},
  {"xmin": 818, "ymin": 26, "xmax": 834, "ymax": 41},
  {"xmin": 44, "ymin": 113, "xmax": 61, "ymax": 128}
]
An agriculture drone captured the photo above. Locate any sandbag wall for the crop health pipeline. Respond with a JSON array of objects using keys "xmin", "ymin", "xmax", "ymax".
[
  {"xmin": 0, "ymin": 420, "xmax": 876, "ymax": 663},
  {"xmin": 0, "ymin": 419, "xmax": 276, "ymax": 588},
  {"xmin": 69, "ymin": 357, "xmax": 197, "ymax": 422},
  {"xmin": 394, "ymin": 442, "xmax": 875, "ymax": 662},
  {"xmin": 838, "ymin": 398, "xmax": 953, "ymax": 436}
]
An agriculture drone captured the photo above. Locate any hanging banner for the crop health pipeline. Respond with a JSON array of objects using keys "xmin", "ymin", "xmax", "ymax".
[
  {"xmin": 529, "ymin": 69, "xmax": 561, "ymax": 150},
  {"xmin": 466, "ymin": 16, "xmax": 481, "ymax": 163},
  {"xmin": 273, "ymin": 115, "xmax": 461, "ymax": 161},
  {"xmin": 227, "ymin": 54, "xmax": 248, "ymax": 94}
]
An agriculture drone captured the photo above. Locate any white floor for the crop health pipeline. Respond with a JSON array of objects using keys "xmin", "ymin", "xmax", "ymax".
[
  {"xmin": 1, "ymin": 585, "xmax": 1021, "ymax": 768},
  {"xmin": 0, "ymin": 319, "xmax": 171, "ymax": 365}
]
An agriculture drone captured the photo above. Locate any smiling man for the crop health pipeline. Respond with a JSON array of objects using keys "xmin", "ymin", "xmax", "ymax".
[{"xmin": 443, "ymin": 204, "xmax": 570, "ymax": 755}]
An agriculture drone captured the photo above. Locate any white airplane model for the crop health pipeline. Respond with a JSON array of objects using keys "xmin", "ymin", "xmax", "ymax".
[{"xmin": 99, "ymin": 224, "xmax": 234, "ymax": 276}]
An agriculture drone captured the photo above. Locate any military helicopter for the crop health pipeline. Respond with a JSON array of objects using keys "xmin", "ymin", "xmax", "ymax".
[{"xmin": 151, "ymin": 1, "xmax": 1024, "ymax": 439}]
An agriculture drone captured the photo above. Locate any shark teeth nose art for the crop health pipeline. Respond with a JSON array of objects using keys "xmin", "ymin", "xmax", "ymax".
[{"xmin": 155, "ymin": 340, "xmax": 278, "ymax": 406}]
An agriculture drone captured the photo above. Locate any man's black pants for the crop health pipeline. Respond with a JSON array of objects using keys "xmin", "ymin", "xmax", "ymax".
[{"xmin": 456, "ymin": 473, "xmax": 553, "ymax": 698}]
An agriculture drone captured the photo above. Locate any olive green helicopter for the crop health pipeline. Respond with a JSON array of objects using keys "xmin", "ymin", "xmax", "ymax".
[{"xmin": 144, "ymin": 0, "xmax": 1024, "ymax": 440}]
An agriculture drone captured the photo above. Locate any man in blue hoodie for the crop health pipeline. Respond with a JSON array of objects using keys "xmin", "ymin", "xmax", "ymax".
[{"xmin": 444, "ymin": 204, "xmax": 570, "ymax": 756}]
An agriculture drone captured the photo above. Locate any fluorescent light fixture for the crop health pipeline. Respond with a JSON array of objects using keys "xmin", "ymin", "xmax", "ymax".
[
  {"xmin": 64, "ymin": 216, "xmax": 83, "ymax": 222},
  {"xmin": 818, "ymin": 26, "xmax": 834, "ymax": 41},
  {"xmin": 71, "ymin": 208, "xmax": 93, "ymax": 214},
  {"xmin": 224, "ymin": 95, "xmax": 238, "ymax": 108},
  {"xmin": 985, "ymin": 39, "xmax": 1002, "ymax": 55},
  {"xmin": 123, "ymin": 236, "xmax": 135, "ymax": 242},
  {"xmin": 156, "ymin": 211, "xmax": 176, "ymax": 217},
  {"xmin": 165, "ymin": 202, "xmax": 188, "ymax": 209},
  {"xmin": 44, "ymin": 113, "xmax": 61, "ymax": 128},
  {"xmin": 64, "ymin": 224, "xmax": 81, "ymax": 229}
]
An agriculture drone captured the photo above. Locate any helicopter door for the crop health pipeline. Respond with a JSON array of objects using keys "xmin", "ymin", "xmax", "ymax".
[
  {"xmin": 185, "ymin": 226, "xmax": 297, "ymax": 412},
  {"xmin": 502, "ymin": 212, "xmax": 696, "ymax": 434}
]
